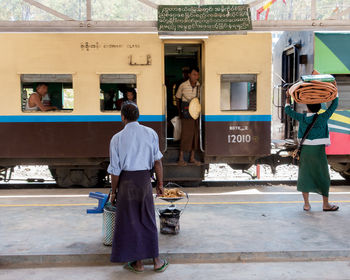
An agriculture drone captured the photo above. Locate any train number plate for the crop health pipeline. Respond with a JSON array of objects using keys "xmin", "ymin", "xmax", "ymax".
[{"xmin": 227, "ymin": 134, "xmax": 252, "ymax": 143}]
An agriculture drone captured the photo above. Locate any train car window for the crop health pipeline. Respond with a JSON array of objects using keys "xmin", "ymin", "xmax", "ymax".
[
  {"xmin": 220, "ymin": 74, "xmax": 257, "ymax": 111},
  {"xmin": 334, "ymin": 75, "xmax": 350, "ymax": 110},
  {"xmin": 100, "ymin": 74, "xmax": 137, "ymax": 112},
  {"xmin": 21, "ymin": 74, "xmax": 74, "ymax": 112}
]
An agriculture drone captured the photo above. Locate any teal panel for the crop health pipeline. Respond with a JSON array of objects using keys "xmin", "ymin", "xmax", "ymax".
[{"xmin": 315, "ymin": 33, "xmax": 350, "ymax": 72}]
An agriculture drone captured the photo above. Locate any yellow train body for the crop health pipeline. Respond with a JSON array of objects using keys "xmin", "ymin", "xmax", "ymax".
[{"xmin": 0, "ymin": 32, "xmax": 272, "ymax": 186}]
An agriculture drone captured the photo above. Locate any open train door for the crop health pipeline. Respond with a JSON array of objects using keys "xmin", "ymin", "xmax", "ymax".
[
  {"xmin": 162, "ymin": 39, "xmax": 207, "ymax": 185},
  {"xmin": 203, "ymin": 34, "xmax": 272, "ymax": 167}
]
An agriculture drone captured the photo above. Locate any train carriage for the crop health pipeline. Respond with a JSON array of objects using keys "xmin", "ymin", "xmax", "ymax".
[
  {"xmin": 273, "ymin": 31, "xmax": 350, "ymax": 181},
  {"xmin": 0, "ymin": 32, "xmax": 272, "ymax": 187}
]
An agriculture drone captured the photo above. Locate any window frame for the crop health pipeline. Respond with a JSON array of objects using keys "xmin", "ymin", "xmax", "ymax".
[
  {"xmin": 20, "ymin": 74, "xmax": 74, "ymax": 113},
  {"xmin": 99, "ymin": 73, "xmax": 138, "ymax": 113},
  {"xmin": 220, "ymin": 73, "xmax": 257, "ymax": 112}
]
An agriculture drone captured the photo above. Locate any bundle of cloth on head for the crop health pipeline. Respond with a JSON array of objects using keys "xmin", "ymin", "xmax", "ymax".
[{"xmin": 288, "ymin": 71, "xmax": 338, "ymax": 104}]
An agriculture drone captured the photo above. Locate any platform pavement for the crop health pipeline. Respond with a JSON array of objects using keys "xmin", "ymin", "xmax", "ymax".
[
  {"xmin": 1, "ymin": 185, "xmax": 350, "ymax": 267},
  {"xmin": 3, "ymin": 262, "xmax": 350, "ymax": 280}
]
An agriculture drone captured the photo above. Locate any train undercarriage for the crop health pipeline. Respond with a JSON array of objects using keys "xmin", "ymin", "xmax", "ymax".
[{"xmin": 0, "ymin": 145, "xmax": 349, "ymax": 187}]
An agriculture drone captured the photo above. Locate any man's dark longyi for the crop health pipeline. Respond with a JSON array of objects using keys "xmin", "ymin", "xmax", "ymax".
[{"xmin": 110, "ymin": 170, "xmax": 159, "ymax": 263}]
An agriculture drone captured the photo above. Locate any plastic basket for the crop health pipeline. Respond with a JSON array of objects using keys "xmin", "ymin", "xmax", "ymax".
[{"xmin": 103, "ymin": 202, "xmax": 116, "ymax": 246}]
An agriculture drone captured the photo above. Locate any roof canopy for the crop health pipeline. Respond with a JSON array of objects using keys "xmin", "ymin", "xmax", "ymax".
[{"xmin": 0, "ymin": 0, "xmax": 350, "ymax": 32}]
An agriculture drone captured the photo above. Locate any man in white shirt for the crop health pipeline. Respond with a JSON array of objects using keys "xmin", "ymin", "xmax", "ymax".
[{"xmin": 175, "ymin": 66, "xmax": 201, "ymax": 166}]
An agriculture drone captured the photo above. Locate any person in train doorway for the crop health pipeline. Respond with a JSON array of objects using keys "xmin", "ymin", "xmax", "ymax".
[
  {"xmin": 171, "ymin": 66, "xmax": 190, "ymax": 110},
  {"xmin": 25, "ymin": 83, "xmax": 57, "ymax": 111},
  {"xmin": 285, "ymin": 90, "xmax": 339, "ymax": 212},
  {"xmin": 108, "ymin": 101, "xmax": 169, "ymax": 273},
  {"xmin": 174, "ymin": 66, "xmax": 190, "ymax": 91},
  {"xmin": 176, "ymin": 66, "xmax": 201, "ymax": 166}
]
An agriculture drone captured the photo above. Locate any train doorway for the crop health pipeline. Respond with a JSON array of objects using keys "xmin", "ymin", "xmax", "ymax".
[
  {"xmin": 164, "ymin": 43, "xmax": 202, "ymax": 143},
  {"xmin": 162, "ymin": 43, "xmax": 205, "ymax": 184},
  {"xmin": 282, "ymin": 45, "xmax": 300, "ymax": 140}
]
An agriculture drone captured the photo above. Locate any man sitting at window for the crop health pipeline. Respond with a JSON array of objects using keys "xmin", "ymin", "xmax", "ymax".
[{"xmin": 25, "ymin": 83, "xmax": 57, "ymax": 111}]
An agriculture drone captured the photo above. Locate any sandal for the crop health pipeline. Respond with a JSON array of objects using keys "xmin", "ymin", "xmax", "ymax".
[
  {"xmin": 124, "ymin": 262, "xmax": 144, "ymax": 274},
  {"xmin": 154, "ymin": 259, "xmax": 169, "ymax": 273},
  {"xmin": 303, "ymin": 206, "xmax": 311, "ymax": 211},
  {"xmin": 323, "ymin": 205, "xmax": 339, "ymax": 212}
]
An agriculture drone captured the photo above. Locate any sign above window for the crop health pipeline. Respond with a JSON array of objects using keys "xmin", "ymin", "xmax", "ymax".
[{"xmin": 158, "ymin": 5, "xmax": 252, "ymax": 33}]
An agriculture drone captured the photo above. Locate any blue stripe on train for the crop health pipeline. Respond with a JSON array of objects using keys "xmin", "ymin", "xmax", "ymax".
[
  {"xmin": 204, "ymin": 115, "xmax": 272, "ymax": 122},
  {"xmin": 0, "ymin": 114, "xmax": 271, "ymax": 123},
  {"xmin": 328, "ymin": 119, "xmax": 350, "ymax": 129},
  {"xmin": 330, "ymin": 128, "xmax": 350, "ymax": 135},
  {"xmin": 0, "ymin": 115, "xmax": 166, "ymax": 123},
  {"xmin": 335, "ymin": 110, "xmax": 350, "ymax": 118}
]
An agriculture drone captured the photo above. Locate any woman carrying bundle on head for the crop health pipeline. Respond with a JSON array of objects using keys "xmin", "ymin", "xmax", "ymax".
[{"xmin": 285, "ymin": 89, "xmax": 339, "ymax": 212}]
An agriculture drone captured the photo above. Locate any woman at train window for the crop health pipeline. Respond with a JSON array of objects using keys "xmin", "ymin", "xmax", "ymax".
[
  {"xmin": 25, "ymin": 83, "xmax": 57, "ymax": 111},
  {"xmin": 285, "ymin": 91, "xmax": 339, "ymax": 212},
  {"xmin": 116, "ymin": 88, "xmax": 137, "ymax": 110}
]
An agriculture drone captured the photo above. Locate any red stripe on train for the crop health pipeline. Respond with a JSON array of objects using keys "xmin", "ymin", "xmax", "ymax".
[{"xmin": 326, "ymin": 131, "xmax": 350, "ymax": 155}]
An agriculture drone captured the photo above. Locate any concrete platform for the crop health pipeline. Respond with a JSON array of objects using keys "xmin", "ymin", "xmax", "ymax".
[
  {"xmin": 3, "ymin": 261, "xmax": 350, "ymax": 280},
  {"xmin": 1, "ymin": 185, "xmax": 350, "ymax": 267}
]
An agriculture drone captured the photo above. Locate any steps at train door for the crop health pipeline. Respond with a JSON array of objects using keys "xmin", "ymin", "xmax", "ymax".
[{"xmin": 162, "ymin": 145, "xmax": 206, "ymax": 184}]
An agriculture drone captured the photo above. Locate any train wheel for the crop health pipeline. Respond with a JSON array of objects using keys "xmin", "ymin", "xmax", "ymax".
[
  {"xmin": 330, "ymin": 163, "xmax": 350, "ymax": 182},
  {"xmin": 228, "ymin": 163, "xmax": 253, "ymax": 170},
  {"xmin": 340, "ymin": 172, "xmax": 350, "ymax": 182},
  {"xmin": 49, "ymin": 167, "xmax": 106, "ymax": 187}
]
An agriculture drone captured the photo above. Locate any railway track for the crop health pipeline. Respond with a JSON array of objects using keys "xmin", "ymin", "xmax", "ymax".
[{"xmin": 0, "ymin": 179, "xmax": 348, "ymax": 189}]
